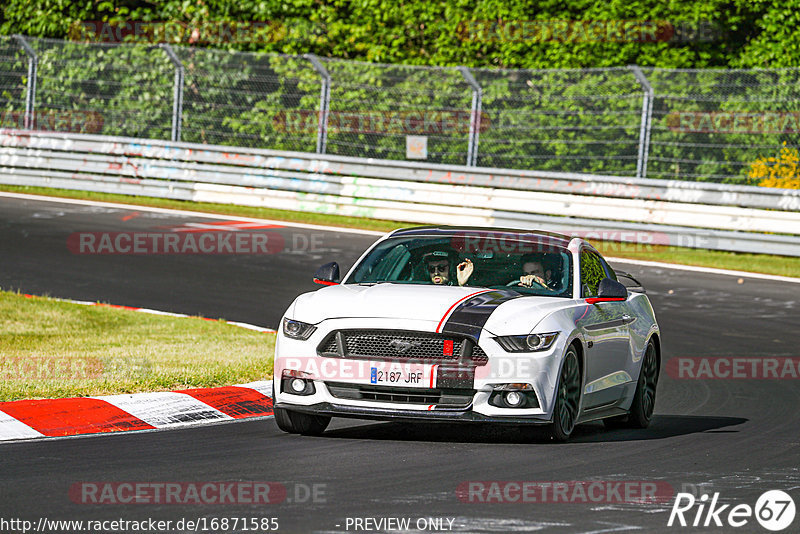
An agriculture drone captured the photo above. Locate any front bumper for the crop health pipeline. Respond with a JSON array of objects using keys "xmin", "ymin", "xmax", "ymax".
[
  {"xmin": 274, "ymin": 318, "xmax": 570, "ymax": 423},
  {"xmin": 275, "ymin": 401, "xmax": 553, "ymax": 425}
]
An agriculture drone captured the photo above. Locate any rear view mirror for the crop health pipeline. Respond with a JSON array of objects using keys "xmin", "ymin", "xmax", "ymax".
[
  {"xmin": 313, "ymin": 262, "xmax": 340, "ymax": 286},
  {"xmin": 586, "ymin": 278, "xmax": 628, "ymax": 304}
]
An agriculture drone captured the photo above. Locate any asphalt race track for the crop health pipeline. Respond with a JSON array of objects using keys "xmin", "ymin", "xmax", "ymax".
[{"xmin": 2, "ymin": 194, "xmax": 799, "ymax": 533}]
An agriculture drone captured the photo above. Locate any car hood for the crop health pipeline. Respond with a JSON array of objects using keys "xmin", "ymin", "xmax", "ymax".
[{"xmin": 290, "ymin": 283, "xmax": 574, "ymax": 334}]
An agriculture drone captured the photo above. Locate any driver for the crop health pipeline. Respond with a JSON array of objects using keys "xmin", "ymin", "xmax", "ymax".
[
  {"xmin": 518, "ymin": 254, "xmax": 554, "ymax": 289},
  {"xmin": 423, "ymin": 250, "xmax": 473, "ymax": 286}
]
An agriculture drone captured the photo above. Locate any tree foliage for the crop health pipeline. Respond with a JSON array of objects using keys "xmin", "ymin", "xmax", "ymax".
[{"xmin": 2, "ymin": 1, "xmax": 798, "ymax": 68}]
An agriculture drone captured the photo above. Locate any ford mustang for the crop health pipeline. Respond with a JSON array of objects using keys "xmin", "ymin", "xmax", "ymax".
[{"xmin": 272, "ymin": 227, "xmax": 660, "ymax": 441}]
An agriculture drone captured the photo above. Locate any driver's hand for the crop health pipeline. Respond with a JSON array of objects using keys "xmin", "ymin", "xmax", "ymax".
[
  {"xmin": 456, "ymin": 259, "xmax": 473, "ymax": 286},
  {"xmin": 520, "ymin": 274, "xmax": 547, "ymax": 288}
]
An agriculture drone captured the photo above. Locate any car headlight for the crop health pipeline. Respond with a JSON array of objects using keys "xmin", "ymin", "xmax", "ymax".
[
  {"xmin": 282, "ymin": 318, "xmax": 317, "ymax": 340},
  {"xmin": 494, "ymin": 332, "xmax": 558, "ymax": 353}
]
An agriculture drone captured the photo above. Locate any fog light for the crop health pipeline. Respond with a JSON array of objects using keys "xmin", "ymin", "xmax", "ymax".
[
  {"xmin": 281, "ymin": 372, "xmax": 316, "ymax": 396},
  {"xmin": 488, "ymin": 383, "xmax": 540, "ymax": 409},
  {"xmin": 504, "ymin": 390, "xmax": 523, "ymax": 407},
  {"xmin": 291, "ymin": 378, "xmax": 307, "ymax": 393}
]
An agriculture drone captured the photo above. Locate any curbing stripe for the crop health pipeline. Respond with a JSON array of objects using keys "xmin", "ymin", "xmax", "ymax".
[
  {"xmin": 178, "ymin": 386, "xmax": 274, "ymax": 419},
  {"xmin": 235, "ymin": 380, "xmax": 274, "ymax": 398},
  {"xmin": 94, "ymin": 392, "xmax": 233, "ymax": 428},
  {"xmin": 0, "ymin": 381, "xmax": 274, "ymax": 442},
  {"xmin": 0, "ymin": 398, "xmax": 157, "ymax": 437},
  {"xmin": 0, "ymin": 411, "xmax": 45, "ymax": 440}
]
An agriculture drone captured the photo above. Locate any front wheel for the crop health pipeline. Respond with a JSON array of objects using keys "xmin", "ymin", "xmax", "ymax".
[
  {"xmin": 274, "ymin": 407, "xmax": 331, "ymax": 435},
  {"xmin": 548, "ymin": 346, "xmax": 581, "ymax": 442}
]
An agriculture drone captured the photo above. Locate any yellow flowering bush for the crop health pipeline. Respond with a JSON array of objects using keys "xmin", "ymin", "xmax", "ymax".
[{"xmin": 749, "ymin": 142, "xmax": 800, "ymax": 189}]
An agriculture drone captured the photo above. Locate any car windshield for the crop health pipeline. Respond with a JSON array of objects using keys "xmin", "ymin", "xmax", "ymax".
[{"xmin": 346, "ymin": 234, "xmax": 573, "ymax": 298}]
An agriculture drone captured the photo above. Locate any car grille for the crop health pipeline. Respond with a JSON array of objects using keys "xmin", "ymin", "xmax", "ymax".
[
  {"xmin": 317, "ymin": 329, "xmax": 488, "ymax": 366},
  {"xmin": 325, "ymin": 382, "xmax": 474, "ymax": 408}
]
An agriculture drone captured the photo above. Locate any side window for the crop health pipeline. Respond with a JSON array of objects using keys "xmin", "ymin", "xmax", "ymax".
[
  {"xmin": 580, "ymin": 251, "xmax": 606, "ymax": 297},
  {"xmin": 599, "ymin": 256, "xmax": 617, "ymax": 281}
]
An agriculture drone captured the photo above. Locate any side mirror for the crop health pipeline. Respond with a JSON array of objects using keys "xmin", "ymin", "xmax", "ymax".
[
  {"xmin": 586, "ymin": 278, "xmax": 627, "ymax": 304},
  {"xmin": 313, "ymin": 262, "xmax": 340, "ymax": 286}
]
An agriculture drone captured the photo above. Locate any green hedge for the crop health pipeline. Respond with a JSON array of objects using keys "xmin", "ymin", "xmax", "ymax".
[{"xmin": 2, "ymin": 1, "xmax": 798, "ymax": 69}]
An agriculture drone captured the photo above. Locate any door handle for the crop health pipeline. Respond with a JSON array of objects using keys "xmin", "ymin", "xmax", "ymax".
[{"xmin": 622, "ymin": 314, "xmax": 635, "ymax": 324}]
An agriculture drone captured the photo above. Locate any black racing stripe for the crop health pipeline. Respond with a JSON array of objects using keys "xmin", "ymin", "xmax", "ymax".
[
  {"xmin": 436, "ymin": 366, "xmax": 475, "ymax": 389},
  {"xmin": 441, "ymin": 289, "xmax": 521, "ymax": 340}
]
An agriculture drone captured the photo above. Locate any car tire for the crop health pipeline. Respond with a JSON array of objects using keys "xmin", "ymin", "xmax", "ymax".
[
  {"xmin": 548, "ymin": 346, "xmax": 581, "ymax": 442},
  {"xmin": 274, "ymin": 407, "xmax": 331, "ymax": 436},
  {"xmin": 625, "ymin": 339, "xmax": 659, "ymax": 429}
]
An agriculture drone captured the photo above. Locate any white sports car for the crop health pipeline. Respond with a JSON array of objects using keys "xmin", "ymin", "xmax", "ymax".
[{"xmin": 273, "ymin": 227, "xmax": 660, "ymax": 441}]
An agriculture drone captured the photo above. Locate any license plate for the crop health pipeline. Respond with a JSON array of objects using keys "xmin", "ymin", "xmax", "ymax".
[{"xmin": 370, "ymin": 363, "xmax": 431, "ymax": 386}]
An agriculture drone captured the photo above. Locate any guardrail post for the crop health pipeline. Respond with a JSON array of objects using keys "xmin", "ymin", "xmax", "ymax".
[
  {"xmin": 13, "ymin": 35, "xmax": 37, "ymax": 130},
  {"xmin": 160, "ymin": 44, "xmax": 184, "ymax": 142},
  {"xmin": 629, "ymin": 65, "xmax": 654, "ymax": 179},
  {"xmin": 459, "ymin": 66, "xmax": 482, "ymax": 167},
  {"xmin": 305, "ymin": 54, "xmax": 331, "ymax": 155}
]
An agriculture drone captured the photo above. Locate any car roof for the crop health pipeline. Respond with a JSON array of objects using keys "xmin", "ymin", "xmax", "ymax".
[{"xmin": 389, "ymin": 226, "xmax": 575, "ymax": 248}]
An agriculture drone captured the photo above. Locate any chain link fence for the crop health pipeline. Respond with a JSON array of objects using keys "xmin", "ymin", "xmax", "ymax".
[
  {"xmin": 2, "ymin": 35, "xmax": 799, "ymax": 184},
  {"xmin": 471, "ymin": 66, "xmax": 644, "ymax": 173},
  {"xmin": 645, "ymin": 68, "xmax": 800, "ymax": 182}
]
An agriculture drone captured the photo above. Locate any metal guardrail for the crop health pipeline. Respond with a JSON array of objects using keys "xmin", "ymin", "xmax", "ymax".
[{"xmin": 1, "ymin": 129, "xmax": 799, "ymax": 256}]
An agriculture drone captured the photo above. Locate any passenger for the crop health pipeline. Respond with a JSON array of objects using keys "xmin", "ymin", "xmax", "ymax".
[{"xmin": 423, "ymin": 250, "xmax": 473, "ymax": 286}]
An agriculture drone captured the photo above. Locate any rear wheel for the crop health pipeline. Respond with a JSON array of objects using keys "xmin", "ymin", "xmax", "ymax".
[
  {"xmin": 548, "ymin": 346, "xmax": 581, "ymax": 442},
  {"xmin": 604, "ymin": 339, "xmax": 658, "ymax": 429},
  {"xmin": 628, "ymin": 340, "xmax": 658, "ymax": 428},
  {"xmin": 274, "ymin": 407, "xmax": 331, "ymax": 435}
]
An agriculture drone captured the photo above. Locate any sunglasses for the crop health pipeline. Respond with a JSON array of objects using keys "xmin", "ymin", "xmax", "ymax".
[{"xmin": 427, "ymin": 263, "xmax": 449, "ymax": 274}]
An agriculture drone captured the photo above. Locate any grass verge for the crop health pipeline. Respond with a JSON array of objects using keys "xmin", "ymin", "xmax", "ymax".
[
  {"xmin": 2, "ymin": 184, "xmax": 799, "ymax": 278},
  {"xmin": 0, "ymin": 290, "xmax": 274, "ymax": 402}
]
